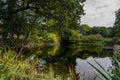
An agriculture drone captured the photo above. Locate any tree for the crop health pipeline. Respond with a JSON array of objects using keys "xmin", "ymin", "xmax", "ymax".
[
  {"xmin": 81, "ymin": 24, "xmax": 90, "ymax": 35},
  {"xmin": 86, "ymin": 26, "xmax": 112, "ymax": 37},
  {"xmin": 86, "ymin": 26, "xmax": 99, "ymax": 35},
  {"xmin": 113, "ymin": 8, "xmax": 120, "ymax": 37},
  {"xmin": 0, "ymin": 0, "xmax": 86, "ymax": 46}
]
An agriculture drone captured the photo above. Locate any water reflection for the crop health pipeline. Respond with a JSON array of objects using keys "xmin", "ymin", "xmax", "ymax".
[
  {"xmin": 35, "ymin": 44, "xmax": 113, "ymax": 80},
  {"xmin": 76, "ymin": 57, "xmax": 112, "ymax": 80}
]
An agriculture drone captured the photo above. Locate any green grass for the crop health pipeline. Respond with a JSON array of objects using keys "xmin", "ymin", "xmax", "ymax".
[{"xmin": 0, "ymin": 50, "xmax": 62, "ymax": 80}]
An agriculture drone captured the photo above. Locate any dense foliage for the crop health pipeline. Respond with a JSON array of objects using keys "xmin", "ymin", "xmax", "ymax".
[
  {"xmin": 0, "ymin": 50, "xmax": 63, "ymax": 80},
  {"xmin": 86, "ymin": 26, "xmax": 113, "ymax": 37},
  {"xmin": 81, "ymin": 34, "xmax": 104, "ymax": 46},
  {"xmin": 81, "ymin": 24, "xmax": 90, "ymax": 35},
  {"xmin": 113, "ymin": 8, "xmax": 120, "ymax": 37},
  {"xmin": 0, "ymin": 0, "xmax": 86, "ymax": 47}
]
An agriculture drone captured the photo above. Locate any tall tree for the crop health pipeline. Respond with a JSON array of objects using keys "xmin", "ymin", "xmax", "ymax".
[
  {"xmin": 113, "ymin": 8, "xmax": 120, "ymax": 37},
  {"xmin": 0, "ymin": 0, "xmax": 86, "ymax": 46}
]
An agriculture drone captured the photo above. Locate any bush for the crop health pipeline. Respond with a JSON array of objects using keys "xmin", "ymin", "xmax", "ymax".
[
  {"xmin": 69, "ymin": 30, "xmax": 81, "ymax": 42},
  {"xmin": 82, "ymin": 34, "xmax": 103, "ymax": 42},
  {"xmin": 81, "ymin": 34, "xmax": 104, "ymax": 46},
  {"xmin": 48, "ymin": 33, "xmax": 59, "ymax": 43},
  {"xmin": 41, "ymin": 31, "xmax": 59, "ymax": 43},
  {"xmin": 63, "ymin": 29, "xmax": 81, "ymax": 42}
]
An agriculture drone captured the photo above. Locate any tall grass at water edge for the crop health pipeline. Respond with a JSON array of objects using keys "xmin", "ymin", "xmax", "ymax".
[
  {"xmin": 0, "ymin": 50, "xmax": 62, "ymax": 80},
  {"xmin": 88, "ymin": 56, "xmax": 120, "ymax": 80}
]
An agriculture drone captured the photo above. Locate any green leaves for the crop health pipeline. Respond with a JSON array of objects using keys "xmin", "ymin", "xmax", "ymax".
[
  {"xmin": 0, "ymin": 0, "xmax": 86, "ymax": 47},
  {"xmin": 113, "ymin": 8, "xmax": 120, "ymax": 37},
  {"xmin": 88, "ymin": 60, "xmax": 110, "ymax": 80}
]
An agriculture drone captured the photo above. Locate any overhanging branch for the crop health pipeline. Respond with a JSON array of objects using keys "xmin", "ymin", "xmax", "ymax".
[{"xmin": 12, "ymin": 6, "xmax": 30, "ymax": 14}]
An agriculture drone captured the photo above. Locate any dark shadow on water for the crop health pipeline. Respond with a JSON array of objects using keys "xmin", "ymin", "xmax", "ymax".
[{"xmin": 24, "ymin": 44, "xmax": 113, "ymax": 80}]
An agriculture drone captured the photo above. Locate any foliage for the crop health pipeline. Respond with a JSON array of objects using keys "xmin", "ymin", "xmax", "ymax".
[
  {"xmin": 81, "ymin": 34, "xmax": 104, "ymax": 46},
  {"xmin": 81, "ymin": 34, "xmax": 103, "ymax": 42},
  {"xmin": 48, "ymin": 33, "xmax": 59, "ymax": 43},
  {"xmin": 104, "ymin": 38, "xmax": 113, "ymax": 42},
  {"xmin": 86, "ymin": 27, "xmax": 113, "ymax": 37},
  {"xmin": 88, "ymin": 60, "xmax": 110, "ymax": 80},
  {"xmin": 0, "ymin": 50, "xmax": 38, "ymax": 80},
  {"xmin": 89, "ymin": 56, "xmax": 120, "ymax": 80},
  {"xmin": 112, "ymin": 56, "xmax": 120, "ymax": 80},
  {"xmin": 0, "ymin": 50, "xmax": 63, "ymax": 80},
  {"xmin": 41, "ymin": 30, "xmax": 59, "ymax": 43},
  {"xmin": 112, "ymin": 37, "xmax": 120, "ymax": 44},
  {"xmin": 88, "ymin": 47, "xmax": 120, "ymax": 80},
  {"xmin": 0, "ymin": 0, "xmax": 86, "ymax": 47},
  {"xmin": 113, "ymin": 8, "xmax": 120, "ymax": 37},
  {"xmin": 81, "ymin": 24, "xmax": 90, "ymax": 35},
  {"xmin": 69, "ymin": 30, "xmax": 81, "ymax": 42},
  {"xmin": 63, "ymin": 29, "xmax": 81, "ymax": 42}
]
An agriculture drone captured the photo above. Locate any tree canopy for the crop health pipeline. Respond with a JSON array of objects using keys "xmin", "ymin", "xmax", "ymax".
[
  {"xmin": 0, "ymin": 0, "xmax": 86, "ymax": 46},
  {"xmin": 113, "ymin": 8, "xmax": 120, "ymax": 37}
]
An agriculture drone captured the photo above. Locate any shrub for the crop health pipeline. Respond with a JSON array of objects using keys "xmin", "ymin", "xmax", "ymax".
[
  {"xmin": 41, "ymin": 31, "xmax": 59, "ymax": 43},
  {"xmin": 48, "ymin": 33, "xmax": 59, "ymax": 43},
  {"xmin": 63, "ymin": 29, "xmax": 81, "ymax": 42},
  {"xmin": 69, "ymin": 30, "xmax": 81, "ymax": 42},
  {"xmin": 82, "ymin": 34, "xmax": 103, "ymax": 42},
  {"xmin": 81, "ymin": 34, "xmax": 104, "ymax": 46}
]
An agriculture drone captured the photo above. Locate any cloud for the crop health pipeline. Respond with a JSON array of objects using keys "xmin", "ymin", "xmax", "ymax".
[{"xmin": 81, "ymin": 0, "xmax": 120, "ymax": 27}]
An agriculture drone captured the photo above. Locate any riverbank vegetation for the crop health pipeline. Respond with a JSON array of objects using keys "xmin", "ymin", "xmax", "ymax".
[
  {"xmin": 0, "ymin": 0, "xmax": 86, "ymax": 48},
  {"xmin": 0, "ymin": 0, "xmax": 120, "ymax": 80},
  {"xmin": 81, "ymin": 34, "xmax": 104, "ymax": 47},
  {"xmin": 0, "ymin": 0, "xmax": 120, "ymax": 48},
  {"xmin": 0, "ymin": 50, "xmax": 63, "ymax": 80},
  {"xmin": 0, "ymin": 0, "xmax": 86, "ymax": 79},
  {"xmin": 88, "ymin": 46, "xmax": 120, "ymax": 80}
]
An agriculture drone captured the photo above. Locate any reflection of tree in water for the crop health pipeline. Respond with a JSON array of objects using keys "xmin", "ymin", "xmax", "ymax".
[
  {"xmin": 27, "ymin": 44, "xmax": 113, "ymax": 79},
  {"xmin": 79, "ymin": 46, "xmax": 112, "ymax": 59},
  {"xmin": 42, "ymin": 44, "xmax": 78, "ymax": 79},
  {"xmin": 81, "ymin": 46, "xmax": 103, "ymax": 53},
  {"xmin": 36, "ymin": 44, "xmax": 83, "ymax": 79}
]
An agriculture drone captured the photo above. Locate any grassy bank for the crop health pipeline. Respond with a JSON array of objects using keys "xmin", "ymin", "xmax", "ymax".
[{"xmin": 0, "ymin": 50, "xmax": 62, "ymax": 80}]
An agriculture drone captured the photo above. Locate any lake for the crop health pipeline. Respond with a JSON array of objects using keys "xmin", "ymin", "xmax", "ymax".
[{"xmin": 30, "ymin": 44, "xmax": 114, "ymax": 80}]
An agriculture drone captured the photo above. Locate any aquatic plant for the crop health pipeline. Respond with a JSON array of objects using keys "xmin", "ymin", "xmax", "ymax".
[
  {"xmin": 88, "ymin": 60, "xmax": 110, "ymax": 80},
  {"xmin": 88, "ymin": 56, "xmax": 120, "ymax": 80}
]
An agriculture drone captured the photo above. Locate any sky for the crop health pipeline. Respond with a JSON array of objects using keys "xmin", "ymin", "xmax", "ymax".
[{"xmin": 81, "ymin": 0, "xmax": 120, "ymax": 27}]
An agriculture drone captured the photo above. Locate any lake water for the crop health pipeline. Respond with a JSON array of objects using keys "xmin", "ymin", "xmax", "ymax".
[{"xmin": 31, "ymin": 44, "xmax": 114, "ymax": 80}]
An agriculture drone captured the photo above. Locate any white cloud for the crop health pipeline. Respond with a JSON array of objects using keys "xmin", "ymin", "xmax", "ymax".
[{"xmin": 81, "ymin": 0, "xmax": 120, "ymax": 27}]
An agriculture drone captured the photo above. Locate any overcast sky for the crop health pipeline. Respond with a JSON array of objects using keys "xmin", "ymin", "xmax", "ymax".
[{"xmin": 81, "ymin": 0, "xmax": 120, "ymax": 27}]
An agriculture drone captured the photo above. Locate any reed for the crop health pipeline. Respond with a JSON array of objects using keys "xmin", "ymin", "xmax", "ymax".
[
  {"xmin": 88, "ymin": 56, "xmax": 120, "ymax": 80},
  {"xmin": 0, "ymin": 50, "xmax": 62, "ymax": 80}
]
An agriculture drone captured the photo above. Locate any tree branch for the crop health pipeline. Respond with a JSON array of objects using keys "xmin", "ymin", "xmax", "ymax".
[
  {"xmin": 12, "ymin": 6, "xmax": 30, "ymax": 14},
  {"xmin": 12, "ymin": 0, "xmax": 39, "ymax": 14},
  {"xmin": 12, "ymin": 6, "xmax": 39, "ymax": 14}
]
